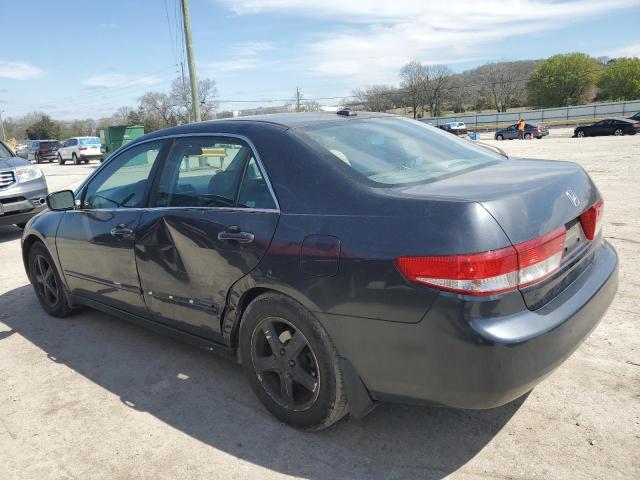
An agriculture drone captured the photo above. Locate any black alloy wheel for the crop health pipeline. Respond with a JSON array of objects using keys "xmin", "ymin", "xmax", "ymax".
[
  {"xmin": 239, "ymin": 293, "xmax": 348, "ymax": 430},
  {"xmin": 31, "ymin": 253, "xmax": 59, "ymax": 309},
  {"xmin": 250, "ymin": 316, "xmax": 320, "ymax": 411},
  {"xmin": 28, "ymin": 242, "xmax": 74, "ymax": 317}
]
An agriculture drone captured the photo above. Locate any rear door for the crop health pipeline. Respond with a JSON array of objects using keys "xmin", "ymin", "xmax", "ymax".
[
  {"xmin": 135, "ymin": 135, "xmax": 279, "ymax": 339},
  {"xmin": 56, "ymin": 140, "xmax": 168, "ymax": 316}
]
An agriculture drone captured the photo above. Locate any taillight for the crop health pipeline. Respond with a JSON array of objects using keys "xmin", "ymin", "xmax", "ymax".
[
  {"xmin": 395, "ymin": 226, "xmax": 567, "ymax": 296},
  {"xmin": 579, "ymin": 199, "xmax": 604, "ymax": 240}
]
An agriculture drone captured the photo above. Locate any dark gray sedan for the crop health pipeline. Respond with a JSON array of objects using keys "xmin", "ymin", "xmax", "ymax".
[
  {"xmin": 495, "ymin": 122, "xmax": 549, "ymax": 140},
  {"xmin": 22, "ymin": 112, "xmax": 617, "ymax": 430}
]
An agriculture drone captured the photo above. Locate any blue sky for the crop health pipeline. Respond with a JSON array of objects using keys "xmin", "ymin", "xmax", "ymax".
[{"xmin": 1, "ymin": 0, "xmax": 639, "ymax": 120}]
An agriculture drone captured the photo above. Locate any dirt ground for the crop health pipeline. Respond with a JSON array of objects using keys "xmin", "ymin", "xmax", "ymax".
[{"xmin": 1, "ymin": 130, "xmax": 638, "ymax": 479}]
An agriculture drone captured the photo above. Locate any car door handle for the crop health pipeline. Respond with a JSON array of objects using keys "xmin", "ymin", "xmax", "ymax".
[
  {"xmin": 110, "ymin": 224, "xmax": 134, "ymax": 238},
  {"xmin": 217, "ymin": 228, "xmax": 255, "ymax": 243}
]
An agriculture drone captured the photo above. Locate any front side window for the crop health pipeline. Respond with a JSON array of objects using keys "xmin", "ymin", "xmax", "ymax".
[
  {"xmin": 155, "ymin": 137, "xmax": 249, "ymax": 208},
  {"xmin": 297, "ymin": 117, "xmax": 503, "ymax": 185},
  {"xmin": 83, "ymin": 141, "xmax": 162, "ymax": 209}
]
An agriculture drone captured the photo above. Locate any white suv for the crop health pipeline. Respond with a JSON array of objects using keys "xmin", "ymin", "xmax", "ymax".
[{"xmin": 58, "ymin": 137, "xmax": 103, "ymax": 165}]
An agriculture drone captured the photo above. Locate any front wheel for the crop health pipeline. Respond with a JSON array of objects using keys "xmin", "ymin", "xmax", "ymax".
[
  {"xmin": 496, "ymin": 134, "xmax": 503, "ymax": 141},
  {"xmin": 576, "ymin": 130, "xmax": 585, "ymax": 138},
  {"xmin": 72, "ymin": 153, "xmax": 80, "ymax": 165},
  {"xmin": 614, "ymin": 128, "xmax": 624, "ymax": 136},
  {"xmin": 524, "ymin": 132, "xmax": 532, "ymax": 140},
  {"xmin": 239, "ymin": 293, "xmax": 348, "ymax": 430},
  {"xmin": 28, "ymin": 242, "xmax": 74, "ymax": 317}
]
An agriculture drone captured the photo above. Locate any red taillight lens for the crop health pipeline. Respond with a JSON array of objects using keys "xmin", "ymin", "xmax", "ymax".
[
  {"xmin": 579, "ymin": 199, "xmax": 604, "ymax": 240},
  {"xmin": 395, "ymin": 226, "xmax": 567, "ymax": 296}
]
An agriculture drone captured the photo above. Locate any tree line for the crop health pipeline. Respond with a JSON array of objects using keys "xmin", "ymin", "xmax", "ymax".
[{"xmin": 350, "ymin": 53, "xmax": 640, "ymax": 118}]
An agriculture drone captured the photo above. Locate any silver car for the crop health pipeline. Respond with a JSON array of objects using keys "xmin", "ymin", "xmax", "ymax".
[{"xmin": 0, "ymin": 140, "xmax": 48, "ymax": 228}]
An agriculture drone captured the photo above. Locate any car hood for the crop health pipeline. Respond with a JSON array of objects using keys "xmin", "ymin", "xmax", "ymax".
[{"xmin": 0, "ymin": 156, "xmax": 31, "ymax": 169}]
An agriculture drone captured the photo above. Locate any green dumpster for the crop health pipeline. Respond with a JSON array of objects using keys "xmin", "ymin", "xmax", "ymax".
[{"xmin": 99, "ymin": 125, "xmax": 145, "ymax": 160}]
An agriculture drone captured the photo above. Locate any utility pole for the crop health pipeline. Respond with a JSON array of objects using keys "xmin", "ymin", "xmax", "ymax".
[
  {"xmin": 295, "ymin": 87, "xmax": 302, "ymax": 112},
  {"xmin": 180, "ymin": 0, "xmax": 201, "ymax": 122},
  {"xmin": 180, "ymin": 61, "xmax": 190, "ymax": 123},
  {"xmin": 0, "ymin": 109, "xmax": 5, "ymax": 142}
]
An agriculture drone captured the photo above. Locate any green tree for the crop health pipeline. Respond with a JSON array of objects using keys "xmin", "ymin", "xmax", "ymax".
[
  {"xmin": 527, "ymin": 53, "xmax": 601, "ymax": 108},
  {"xmin": 598, "ymin": 57, "xmax": 640, "ymax": 100},
  {"xmin": 26, "ymin": 114, "xmax": 61, "ymax": 140}
]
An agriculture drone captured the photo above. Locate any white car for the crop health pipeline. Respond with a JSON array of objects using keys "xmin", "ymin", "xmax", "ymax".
[{"xmin": 58, "ymin": 136, "xmax": 103, "ymax": 165}]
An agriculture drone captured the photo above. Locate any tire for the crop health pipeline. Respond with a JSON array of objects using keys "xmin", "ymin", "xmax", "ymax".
[
  {"xmin": 239, "ymin": 292, "xmax": 348, "ymax": 430},
  {"xmin": 576, "ymin": 130, "xmax": 585, "ymax": 138},
  {"xmin": 496, "ymin": 134, "xmax": 503, "ymax": 140},
  {"xmin": 614, "ymin": 128, "xmax": 624, "ymax": 136},
  {"xmin": 524, "ymin": 132, "xmax": 532, "ymax": 140},
  {"xmin": 27, "ymin": 242, "xmax": 74, "ymax": 318},
  {"xmin": 84, "ymin": 159, "xmax": 89, "ymax": 164},
  {"xmin": 57, "ymin": 153, "xmax": 64, "ymax": 165},
  {"xmin": 72, "ymin": 153, "xmax": 80, "ymax": 165}
]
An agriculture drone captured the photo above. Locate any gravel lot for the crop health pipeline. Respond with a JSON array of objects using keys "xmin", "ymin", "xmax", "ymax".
[{"xmin": 1, "ymin": 130, "xmax": 639, "ymax": 480}]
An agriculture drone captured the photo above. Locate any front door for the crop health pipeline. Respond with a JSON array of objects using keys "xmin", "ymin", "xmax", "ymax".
[
  {"xmin": 135, "ymin": 136, "xmax": 279, "ymax": 339},
  {"xmin": 56, "ymin": 140, "xmax": 168, "ymax": 316}
]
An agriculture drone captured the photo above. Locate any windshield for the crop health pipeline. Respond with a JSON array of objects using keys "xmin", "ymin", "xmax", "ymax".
[
  {"xmin": 298, "ymin": 117, "xmax": 502, "ymax": 185},
  {"xmin": 80, "ymin": 137, "xmax": 101, "ymax": 146},
  {"xmin": 0, "ymin": 142, "xmax": 13, "ymax": 158}
]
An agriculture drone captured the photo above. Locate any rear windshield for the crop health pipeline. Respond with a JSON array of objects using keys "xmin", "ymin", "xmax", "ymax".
[
  {"xmin": 298, "ymin": 117, "xmax": 502, "ymax": 185},
  {"xmin": 80, "ymin": 137, "xmax": 101, "ymax": 146},
  {"xmin": 40, "ymin": 141, "xmax": 58, "ymax": 148}
]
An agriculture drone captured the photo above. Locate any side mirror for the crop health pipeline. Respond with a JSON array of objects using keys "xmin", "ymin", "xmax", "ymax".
[{"xmin": 46, "ymin": 190, "xmax": 76, "ymax": 211}]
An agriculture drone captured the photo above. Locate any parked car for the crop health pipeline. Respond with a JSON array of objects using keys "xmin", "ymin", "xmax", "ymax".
[
  {"xmin": 14, "ymin": 143, "xmax": 29, "ymax": 158},
  {"xmin": 628, "ymin": 112, "xmax": 640, "ymax": 122},
  {"xmin": 574, "ymin": 118, "xmax": 639, "ymax": 137},
  {"xmin": 25, "ymin": 139, "xmax": 60, "ymax": 163},
  {"xmin": 23, "ymin": 112, "xmax": 618, "ymax": 430},
  {"xmin": 438, "ymin": 121, "xmax": 467, "ymax": 136},
  {"xmin": 58, "ymin": 136, "xmax": 103, "ymax": 165},
  {"xmin": 495, "ymin": 123, "xmax": 549, "ymax": 140},
  {"xmin": 0, "ymin": 139, "xmax": 48, "ymax": 229}
]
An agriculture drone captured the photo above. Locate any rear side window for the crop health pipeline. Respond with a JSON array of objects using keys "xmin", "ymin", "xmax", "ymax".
[{"xmin": 298, "ymin": 117, "xmax": 502, "ymax": 185}]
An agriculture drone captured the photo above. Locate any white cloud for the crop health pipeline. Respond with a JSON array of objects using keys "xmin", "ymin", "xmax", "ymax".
[
  {"xmin": 223, "ymin": 0, "xmax": 640, "ymax": 83},
  {"xmin": 82, "ymin": 73, "xmax": 165, "ymax": 88},
  {"xmin": 233, "ymin": 41, "xmax": 274, "ymax": 56},
  {"xmin": 0, "ymin": 61, "xmax": 42, "ymax": 80},
  {"xmin": 608, "ymin": 42, "xmax": 640, "ymax": 58}
]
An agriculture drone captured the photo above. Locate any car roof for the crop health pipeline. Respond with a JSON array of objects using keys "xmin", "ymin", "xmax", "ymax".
[{"xmin": 223, "ymin": 111, "xmax": 397, "ymax": 128}]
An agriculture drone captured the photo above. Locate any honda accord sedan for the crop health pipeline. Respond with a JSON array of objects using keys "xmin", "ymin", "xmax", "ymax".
[{"xmin": 22, "ymin": 112, "xmax": 618, "ymax": 430}]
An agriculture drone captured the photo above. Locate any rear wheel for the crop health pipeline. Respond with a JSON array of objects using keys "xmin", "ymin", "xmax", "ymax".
[
  {"xmin": 72, "ymin": 153, "xmax": 80, "ymax": 165},
  {"xmin": 239, "ymin": 293, "xmax": 348, "ymax": 430},
  {"xmin": 496, "ymin": 134, "xmax": 503, "ymax": 140},
  {"xmin": 614, "ymin": 128, "xmax": 624, "ymax": 136},
  {"xmin": 28, "ymin": 242, "xmax": 73, "ymax": 317}
]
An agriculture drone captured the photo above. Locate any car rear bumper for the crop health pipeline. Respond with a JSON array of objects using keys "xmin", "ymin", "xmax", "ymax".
[
  {"xmin": 318, "ymin": 240, "xmax": 618, "ymax": 409},
  {"xmin": 80, "ymin": 153, "xmax": 103, "ymax": 160}
]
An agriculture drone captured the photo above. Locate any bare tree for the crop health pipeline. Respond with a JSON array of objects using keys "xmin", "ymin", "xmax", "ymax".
[
  {"xmin": 422, "ymin": 65, "xmax": 452, "ymax": 117},
  {"xmin": 399, "ymin": 60, "xmax": 428, "ymax": 118},
  {"xmin": 352, "ymin": 85, "xmax": 397, "ymax": 112},
  {"xmin": 171, "ymin": 77, "xmax": 218, "ymax": 122},
  {"xmin": 483, "ymin": 62, "xmax": 526, "ymax": 113}
]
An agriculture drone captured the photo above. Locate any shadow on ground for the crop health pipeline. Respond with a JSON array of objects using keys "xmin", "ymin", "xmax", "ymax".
[
  {"xmin": 1, "ymin": 285, "xmax": 525, "ymax": 479},
  {"xmin": 0, "ymin": 225, "xmax": 23, "ymax": 243}
]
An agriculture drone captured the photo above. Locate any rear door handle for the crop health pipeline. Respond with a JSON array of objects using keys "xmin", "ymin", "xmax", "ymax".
[
  {"xmin": 110, "ymin": 224, "xmax": 134, "ymax": 238},
  {"xmin": 217, "ymin": 227, "xmax": 255, "ymax": 243}
]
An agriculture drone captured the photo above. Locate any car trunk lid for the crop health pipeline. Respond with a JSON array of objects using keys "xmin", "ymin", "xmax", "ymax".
[{"xmin": 391, "ymin": 158, "xmax": 601, "ymax": 309}]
